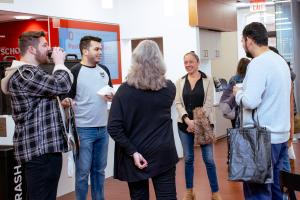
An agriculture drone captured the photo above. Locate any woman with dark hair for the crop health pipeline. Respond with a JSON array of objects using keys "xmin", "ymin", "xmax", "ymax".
[
  {"xmin": 107, "ymin": 40, "xmax": 178, "ymax": 200},
  {"xmin": 223, "ymin": 58, "xmax": 251, "ymax": 127},
  {"xmin": 229, "ymin": 58, "xmax": 250, "ymax": 85},
  {"xmin": 175, "ymin": 51, "xmax": 222, "ymax": 200}
]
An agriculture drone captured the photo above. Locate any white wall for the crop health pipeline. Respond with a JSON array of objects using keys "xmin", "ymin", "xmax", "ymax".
[
  {"xmin": 117, "ymin": 0, "xmax": 198, "ymax": 82},
  {"xmin": 0, "ymin": 0, "xmax": 200, "ymax": 196},
  {"xmin": 211, "ymin": 32, "xmax": 238, "ymax": 81}
]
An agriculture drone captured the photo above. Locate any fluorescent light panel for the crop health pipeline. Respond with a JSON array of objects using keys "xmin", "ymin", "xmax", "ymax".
[
  {"xmin": 15, "ymin": 15, "xmax": 32, "ymax": 20},
  {"xmin": 276, "ymin": 17, "xmax": 288, "ymax": 21},
  {"xmin": 276, "ymin": 21, "xmax": 292, "ymax": 25}
]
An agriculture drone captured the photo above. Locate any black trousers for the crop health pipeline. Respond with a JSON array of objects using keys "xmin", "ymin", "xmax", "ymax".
[
  {"xmin": 128, "ymin": 166, "xmax": 177, "ymax": 200},
  {"xmin": 24, "ymin": 153, "xmax": 62, "ymax": 200}
]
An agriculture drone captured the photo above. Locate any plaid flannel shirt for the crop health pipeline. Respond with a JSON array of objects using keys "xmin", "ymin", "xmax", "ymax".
[{"xmin": 8, "ymin": 64, "xmax": 72, "ymax": 164}]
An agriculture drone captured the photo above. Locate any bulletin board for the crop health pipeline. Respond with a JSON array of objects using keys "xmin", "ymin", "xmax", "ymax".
[{"xmin": 49, "ymin": 18, "xmax": 122, "ymax": 84}]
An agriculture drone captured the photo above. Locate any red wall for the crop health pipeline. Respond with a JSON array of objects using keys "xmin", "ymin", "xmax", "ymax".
[{"xmin": 0, "ymin": 20, "xmax": 49, "ymax": 61}]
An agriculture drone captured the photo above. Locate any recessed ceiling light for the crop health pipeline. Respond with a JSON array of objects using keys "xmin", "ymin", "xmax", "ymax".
[
  {"xmin": 15, "ymin": 16, "xmax": 32, "ymax": 20},
  {"xmin": 102, "ymin": 0, "xmax": 113, "ymax": 9}
]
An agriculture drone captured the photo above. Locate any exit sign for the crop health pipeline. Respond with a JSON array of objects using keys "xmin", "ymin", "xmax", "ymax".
[{"xmin": 250, "ymin": 2, "xmax": 266, "ymax": 12}]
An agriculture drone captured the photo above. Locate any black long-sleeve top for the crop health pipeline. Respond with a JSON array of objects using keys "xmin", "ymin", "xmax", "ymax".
[
  {"xmin": 178, "ymin": 74, "xmax": 205, "ymax": 133},
  {"xmin": 107, "ymin": 80, "xmax": 178, "ymax": 182}
]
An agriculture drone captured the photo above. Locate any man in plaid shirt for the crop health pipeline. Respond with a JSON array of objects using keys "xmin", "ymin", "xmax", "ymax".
[{"xmin": 1, "ymin": 31, "xmax": 73, "ymax": 200}]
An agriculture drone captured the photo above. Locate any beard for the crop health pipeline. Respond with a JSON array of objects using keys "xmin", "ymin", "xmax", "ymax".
[
  {"xmin": 35, "ymin": 49, "xmax": 50, "ymax": 65},
  {"xmin": 245, "ymin": 51, "xmax": 253, "ymax": 59},
  {"xmin": 244, "ymin": 45, "xmax": 253, "ymax": 59}
]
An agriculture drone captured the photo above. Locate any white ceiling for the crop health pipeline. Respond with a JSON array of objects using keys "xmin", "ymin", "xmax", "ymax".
[{"xmin": 0, "ymin": 10, "xmax": 47, "ymax": 22}]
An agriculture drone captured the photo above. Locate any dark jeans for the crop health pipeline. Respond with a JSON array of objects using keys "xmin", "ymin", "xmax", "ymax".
[
  {"xmin": 24, "ymin": 153, "xmax": 62, "ymax": 200},
  {"xmin": 127, "ymin": 166, "xmax": 177, "ymax": 200},
  {"xmin": 243, "ymin": 142, "xmax": 288, "ymax": 200}
]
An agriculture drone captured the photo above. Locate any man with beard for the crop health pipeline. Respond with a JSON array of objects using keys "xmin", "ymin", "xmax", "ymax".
[
  {"xmin": 233, "ymin": 22, "xmax": 291, "ymax": 199},
  {"xmin": 1, "ymin": 31, "xmax": 73, "ymax": 200},
  {"xmin": 63, "ymin": 36, "xmax": 113, "ymax": 200}
]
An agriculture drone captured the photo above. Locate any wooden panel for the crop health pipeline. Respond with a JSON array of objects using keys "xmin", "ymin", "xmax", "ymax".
[
  {"xmin": 189, "ymin": 0, "xmax": 237, "ymax": 31},
  {"xmin": 189, "ymin": 0, "xmax": 199, "ymax": 26}
]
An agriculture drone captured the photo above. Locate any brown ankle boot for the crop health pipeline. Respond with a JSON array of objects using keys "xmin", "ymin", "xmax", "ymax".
[
  {"xmin": 183, "ymin": 188, "xmax": 196, "ymax": 200},
  {"xmin": 212, "ymin": 192, "xmax": 222, "ymax": 200}
]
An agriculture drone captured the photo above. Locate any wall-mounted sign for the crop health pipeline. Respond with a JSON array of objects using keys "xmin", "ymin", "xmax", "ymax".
[
  {"xmin": 49, "ymin": 19, "xmax": 122, "ymax": 84},
  {"xmin": 0, "ymin": 117, "xmax": 6, "ymax": 137},
  {"xmin": 250, "ymin": 2, "xmax": 266, "ymax": 12}
]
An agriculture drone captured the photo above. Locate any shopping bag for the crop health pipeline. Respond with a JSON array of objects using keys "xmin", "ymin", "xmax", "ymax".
[
  {"xmin": 57, "ymin": 97, "xmax": 80, "ymax": 159},
  {"xmin": 227, "ymin": 103, "xmax": 273, "ymax": 184}
]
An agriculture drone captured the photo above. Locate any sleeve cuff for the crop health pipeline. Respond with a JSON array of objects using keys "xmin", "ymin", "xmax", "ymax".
[
  {"xmin": 235, "ymin": 90, "xmax": 243, "ymax": 105},
  {"xmin": 52, "ymin": 64, "xmax": 74, "ymax": 83},
  {"xmin": 126, "ymin": 146, "xmax": 138, "ymax": 156}
]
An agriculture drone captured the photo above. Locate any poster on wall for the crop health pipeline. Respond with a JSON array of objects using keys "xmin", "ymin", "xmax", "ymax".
[
  {"xmin": 50, "ymin": 19, "xmax": 122, "ymax": 84},
  {"xmin": 59, "ymin": 28, "xmax": 119, "ymax": 81}
]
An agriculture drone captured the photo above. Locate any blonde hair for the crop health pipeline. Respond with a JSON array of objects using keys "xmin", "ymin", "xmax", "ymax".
[{"xmin": 127, "ymin": 40, "xmax": 166, "ymax": 91}]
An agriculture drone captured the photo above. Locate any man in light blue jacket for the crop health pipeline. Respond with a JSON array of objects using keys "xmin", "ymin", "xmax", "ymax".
[{"xmin": 234, "ymin": 22, "xmax": 291, "ymax": 200}]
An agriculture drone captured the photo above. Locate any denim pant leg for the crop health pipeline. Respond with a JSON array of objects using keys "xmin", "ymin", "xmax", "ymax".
[
  {"xmin": 271, "ymin": 142, "xmax": 288, "ymax": 200},
  {"xmin": 178, "ymin": 129, "xmax": 194, "ymax": 189},
  {"xmin": 243, "ymin": 182, "xmax": 271, "ymax": 200},
  {"xmin": 201, "ymin": 144, "xmax": 219, "ymax": 192},
  {"xmin": 152, "ymin": 166, "xmax": 177, "ymax": 200},
  {"xmin": 75, "ymin": 127, "xmax": 97, "ymax": 200},
  {"xmin": 91, "ymin": 127, "xmax": 109, "ymax": 200},
  {"xmin": 282, "ymin": 144, "xmax": 291, "ymax": 200},
  {"xmin": 24, "ymin": 153, "xmax": 62, "ymax": 200},
  {"xmin": 243, "ymin": 142, "xmax": 288, "ymax": 200}
]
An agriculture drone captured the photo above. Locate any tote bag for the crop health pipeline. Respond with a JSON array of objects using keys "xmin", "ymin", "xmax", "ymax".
[
  {"xmin": 227, "ymin": 103, "xmax": 273, "ymax": 184},
  {"xmin": 57, "ymin": 97, "xmax": 80, "ymax": 159}
]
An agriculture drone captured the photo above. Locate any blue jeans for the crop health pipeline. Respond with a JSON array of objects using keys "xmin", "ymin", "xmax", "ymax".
[
  {"xmin": 178, "ymin": 129, "xmax": 219, "ymax": 192},
  {"xmin": 243, "ymin": 142, "xmax": 288, "ymax": 200},
  {"xmin": 75, "ymin": 127, "xmax": 109, "ymax": 200}
]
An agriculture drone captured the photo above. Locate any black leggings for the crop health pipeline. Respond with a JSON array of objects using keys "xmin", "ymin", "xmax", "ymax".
[{"xmin": 127, "ymin": 166, "xmax": 177, "ymax": 200}]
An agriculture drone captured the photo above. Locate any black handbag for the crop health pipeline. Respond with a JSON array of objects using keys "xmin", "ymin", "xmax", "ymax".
[{"xmin": 227, "ymin": 103, "xmax": 273, "ymax": 184}]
